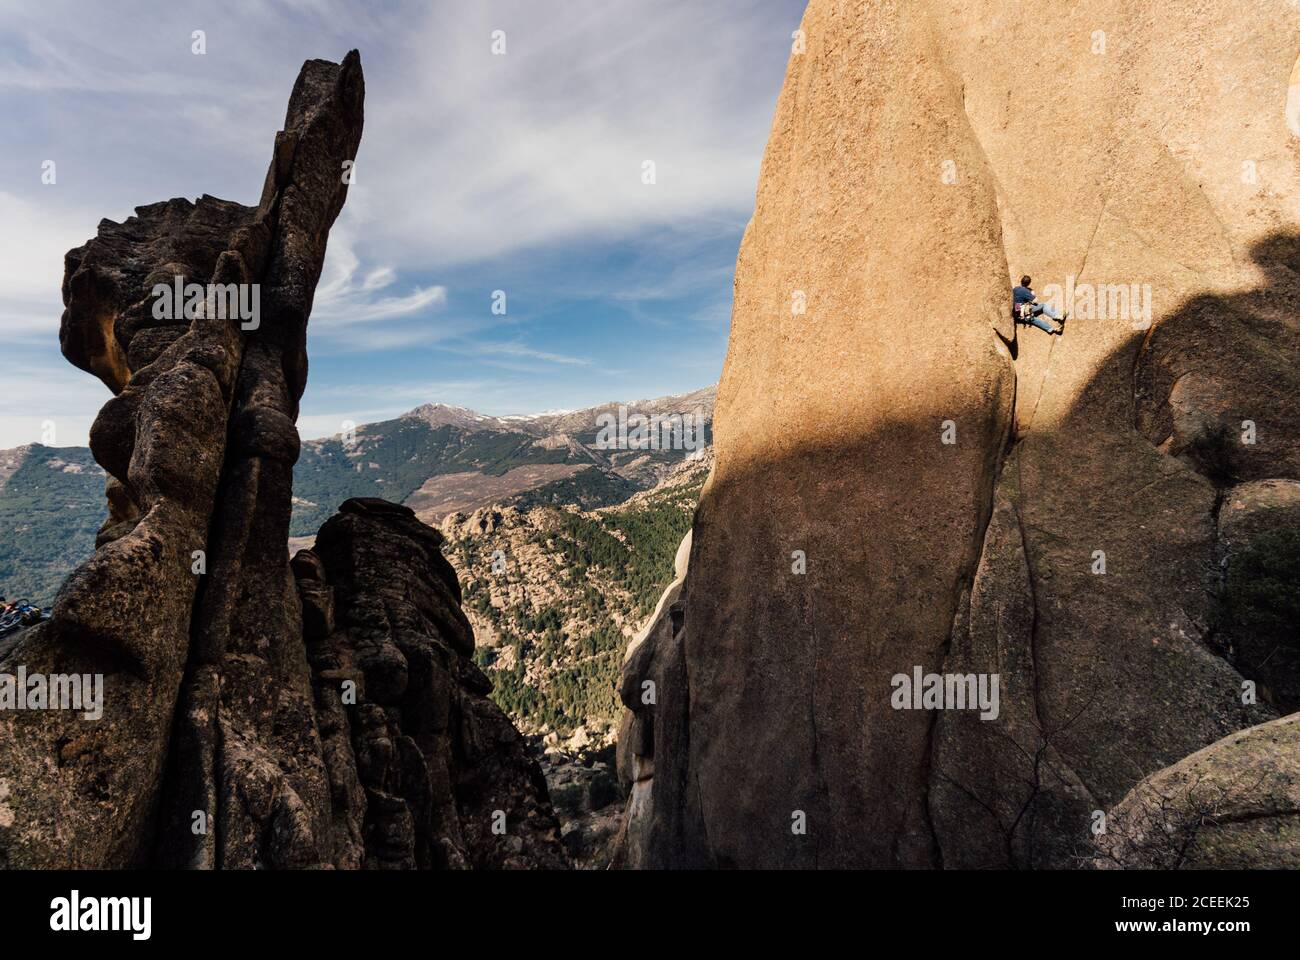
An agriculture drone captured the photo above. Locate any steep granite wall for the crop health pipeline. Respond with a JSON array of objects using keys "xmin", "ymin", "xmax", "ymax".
[{"xmin": 621, "ymin": 0, "xmax": 1299, "ymax": 868}]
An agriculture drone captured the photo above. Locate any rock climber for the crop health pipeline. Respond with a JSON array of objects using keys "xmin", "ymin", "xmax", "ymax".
[{"xmin": 1012, "ymin": 275, "xmax": 1067, "ymax": 335}]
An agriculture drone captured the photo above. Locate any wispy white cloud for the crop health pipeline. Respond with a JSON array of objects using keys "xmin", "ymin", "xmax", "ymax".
[
  {"xmin": 352, "ymin": 1, "xmax": 784, "ymax": 268},
  {"xmin": 314, "ymin": 283, "xmax": 447, "ymax": 328},
  {"xmin": 1, "ymin": 0, "xmax": 789, "ymax": 267},
  {"xmin": 454, "ymin": 342, "xmax": 593, "ymax": 367},
  {"xmin": 0, "ymin": 192, "xmax": 94, "ymax": 341},
  {"xmin": 361, "ymin": 266, "xmax": 396, "ymax": 291},
  {"xmin": 0, "ymin": 358, "xmax": 111, "ymax": 448},
  {"xmin": 312, "ymin": 229, "xmax": 445, "ymax": 323}
]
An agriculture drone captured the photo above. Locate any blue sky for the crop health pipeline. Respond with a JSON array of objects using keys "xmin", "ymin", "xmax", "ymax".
[{"xmin": 0, "ymin": 0, "xmax": 806, "ymax": 447}]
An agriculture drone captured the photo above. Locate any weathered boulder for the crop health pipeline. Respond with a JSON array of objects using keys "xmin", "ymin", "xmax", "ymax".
[
  {"xmin": 1094, "ymin": 715, "xmax": 1300, "ymax": 869},
  {"xmin": 929, "ymin": 0, "xmax": 1298, "ymax": 869},
  {"xmin": 622, "ymin": 0, "xmax": 1300, "ymax": 868},
  {"xmin": 634, "ymin": 0, "xmax": 1017, "ymax": 870}
]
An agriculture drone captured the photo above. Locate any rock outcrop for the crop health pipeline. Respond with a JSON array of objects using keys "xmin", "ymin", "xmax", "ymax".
[
  {"xmin": 1214, "ymin": 480, "xmax": 1300, "ymax": 715},
  {"xmin": 303, "ymin": 498, "xmax": 567, "ymax": 869},
  {"xmin": 620, "ymin": 0, "xmax": 1299, "ymax": 868},
  {"xmin": 613, "ymin": 530, "xmax": 691, "ymax": 868},
  {"xmin": 0, "ymin": 54, "xmax": 566, "ymax": 870},
  {"xmin": 1094, "ymin": 715, "xmax": 1300, "ymax": 869}
]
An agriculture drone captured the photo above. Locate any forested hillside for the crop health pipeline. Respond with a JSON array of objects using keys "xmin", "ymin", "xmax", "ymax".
[
  {"xmin": 0, "ymin": 445, "xmax": 105, "ymax": 606},
  {"xmin": 445, "ymin": 457, "xmax": 707, "ymax": 745}
]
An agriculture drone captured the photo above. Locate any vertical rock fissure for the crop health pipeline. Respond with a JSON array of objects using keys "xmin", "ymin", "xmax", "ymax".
[
  {"xmin": 926, "ymin": 354, "xmax": 1018, "ymax": 868},
  {"xmin": 1011, "ymin": 449, "xmax": 1046, "ymax": 731},
  {"xmin": 806, "ymin": 589, "xmax": 826, "ymax": 869},
  {"xmin": 918, "ymin": 709, "xmax": 947, "ymax": 868},
  {"xmin": 680, "ymin": 629, "xmax": 710, "ymax": 867}
]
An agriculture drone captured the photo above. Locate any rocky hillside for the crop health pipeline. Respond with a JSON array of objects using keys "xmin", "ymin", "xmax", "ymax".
[
  {"xmin": 444, "ymin": 452, "xmax": 708, "ymax": 747},
  {"xmin": 440, "ymin": 454, "xmax": 708, "ymax": 868},
  {"xmin": 617, "ymin": 0, "xmax": 1300, "ymax": 869},
  {"xmin": 0, "ymin": 53, "xmax": 568, "ymax": 870}
]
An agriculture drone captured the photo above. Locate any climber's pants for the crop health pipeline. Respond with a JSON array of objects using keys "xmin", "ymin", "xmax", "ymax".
[{"xmin": 1027, "ymin": 301, "xmax": 1062, "ymax": 333}]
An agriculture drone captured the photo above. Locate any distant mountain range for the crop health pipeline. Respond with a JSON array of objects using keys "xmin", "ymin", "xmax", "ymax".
[
  {"xmin": 290, "ymin": 385, "xmax": 715, "ymax": 541},
  {"xmin": 0, "ymin": 386, "xmax": 715, "ymax": 607}
]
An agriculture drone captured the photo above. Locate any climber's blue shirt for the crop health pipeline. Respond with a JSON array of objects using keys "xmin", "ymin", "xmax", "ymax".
[{"xmin": 1012, "ymin": 285, "xmax": 1037, "ymax": 306}]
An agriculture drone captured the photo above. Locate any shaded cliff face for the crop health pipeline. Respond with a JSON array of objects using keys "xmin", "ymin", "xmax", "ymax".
[
  {"xmin": 0, "ymin": 54, "xmax": 566, "ymax": 870},
  {"xmin": 621, "ymin": 0, "xmax": 1299, "ymax": 868},
  {"xmin": 302, "ymin": 498, "xmax": 567, "ymax": 870}
]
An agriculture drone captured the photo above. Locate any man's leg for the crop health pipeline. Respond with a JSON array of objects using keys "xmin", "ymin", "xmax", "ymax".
[
  {"xmin": 1036, "ymin": 302, "xmax": 1062, "ymax": 321},
  {"xmin": 1027, "ymin": 313, "xmax": 1057, "ymax": 334}
]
